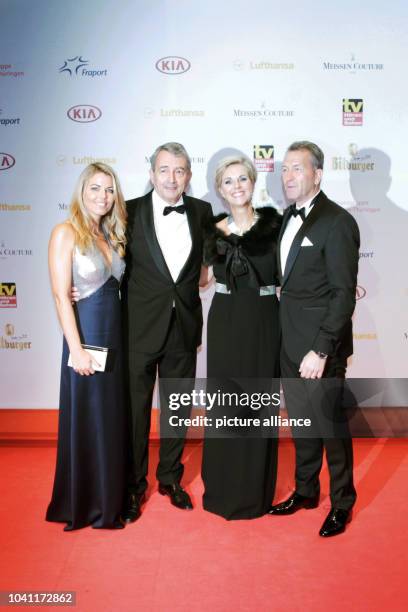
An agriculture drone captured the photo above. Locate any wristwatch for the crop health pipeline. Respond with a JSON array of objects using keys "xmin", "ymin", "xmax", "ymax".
[{"xmin": 316, "ymin": 351, "xmax": 328, "ymax": 359}]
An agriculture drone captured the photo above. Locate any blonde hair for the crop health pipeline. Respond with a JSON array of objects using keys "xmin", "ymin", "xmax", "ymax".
[
  {"xmin": 215, "ymin": 155, "xmax": 257, "ymax": 191},
  {"xmin": 69, "ymin": 163, "xmax": 127, "ymax": 257}
]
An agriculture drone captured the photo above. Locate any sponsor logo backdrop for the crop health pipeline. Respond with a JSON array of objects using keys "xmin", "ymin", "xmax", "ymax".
[{"xmin": 0, "ymin": 0, "xmax": 407, "ymax": 408}]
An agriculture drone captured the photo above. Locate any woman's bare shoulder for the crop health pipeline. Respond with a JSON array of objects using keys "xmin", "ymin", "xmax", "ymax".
[{"xmin": 50, "ymin": 222, "xmax": 76, "ymax": 249}]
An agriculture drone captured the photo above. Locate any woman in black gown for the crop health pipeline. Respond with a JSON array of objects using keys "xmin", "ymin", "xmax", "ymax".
[
  {"xmin": 201, "ymin": 155, "xmax": 281, "ymax": 520},
  {"xmin": 46, "ymin": 163, "xmax": 127, "ymax": 530}
]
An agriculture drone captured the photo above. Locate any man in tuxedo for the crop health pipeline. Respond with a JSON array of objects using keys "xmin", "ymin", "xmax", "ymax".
[
  {"xmin": 121, "ymin": 142, "xmax": 212, "ymax": 522},
  {"xmin": 268, "ymin": 141, "xmax": 360, "ymax": 537}
]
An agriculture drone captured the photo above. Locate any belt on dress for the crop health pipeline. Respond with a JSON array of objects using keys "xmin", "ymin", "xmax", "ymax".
[{"xmin": 215, "ymin": 282, "xmax": 276, "ymax": 296}]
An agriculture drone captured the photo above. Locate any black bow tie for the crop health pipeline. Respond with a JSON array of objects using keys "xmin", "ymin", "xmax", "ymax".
[
  {"xmin": 163, "ymin": 204, "xmax": 186, "ymax": 216},
  {"xmin": 288, "ymin": 204, "xmax": 306, "ymax": 221}
]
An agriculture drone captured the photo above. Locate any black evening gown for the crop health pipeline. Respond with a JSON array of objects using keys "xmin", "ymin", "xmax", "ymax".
[
  {"xmin": 202, "ymin": 207, "xmax": 281, "ymax": 520},
  {"xmin": 46, "ymin": 249, "xmax": 126, "ymax": 530}
]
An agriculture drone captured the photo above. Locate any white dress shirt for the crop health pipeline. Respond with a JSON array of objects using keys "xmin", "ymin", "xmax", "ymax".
[
  {"xmin": 280, "ymin": 191, "xmax": 320, "ymax": 276},
  {"xmin": 152, "ymin": 190, "xmax": 192, "ymax": 281}
]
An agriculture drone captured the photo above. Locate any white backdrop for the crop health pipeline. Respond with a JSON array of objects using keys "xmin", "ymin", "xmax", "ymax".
[{"xmin": 1, "ymin": 0, "xmax": 407, "ymax": 408}]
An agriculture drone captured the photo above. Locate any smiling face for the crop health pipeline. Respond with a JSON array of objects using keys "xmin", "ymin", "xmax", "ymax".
[
  {"xmin": 219, "ymin": 163, "xmax": 254, "ymax": 209},
  {"xmin": 282, "ymin": 149, "xmax": 322, "ymax": 205},
  {"xmin": 150, "ymin": 150, "xmax": 191, "ymax": 204},
  {"xmin": 83, "ymin": 172, "xmax": 115, "ymax": 222}
]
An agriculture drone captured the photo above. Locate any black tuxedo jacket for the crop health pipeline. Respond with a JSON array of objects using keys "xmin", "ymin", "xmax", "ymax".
[
  {"xmin": 278, "ymin": 191, "xmax": 360, "ymax": 364},
  {"xmin": 124, "ymin": 190, "xmax": 212, "ymax": 353}
]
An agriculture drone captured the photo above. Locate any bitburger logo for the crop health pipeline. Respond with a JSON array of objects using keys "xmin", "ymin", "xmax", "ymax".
[
  {"xmin": 155, "ymin": 56, "xmax": 191, "ymax": 75},
  {"xmin": 0, "ymin": 323, "xmax": 32, "ymax": 350}
]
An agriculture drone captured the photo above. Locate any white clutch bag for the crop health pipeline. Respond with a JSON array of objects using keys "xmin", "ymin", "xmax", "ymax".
[{"xmin": 68, "ymin": 344, "xmax": 108, "ymax": 372}]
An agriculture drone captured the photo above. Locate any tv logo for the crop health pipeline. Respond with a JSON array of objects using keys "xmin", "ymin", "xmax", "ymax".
[
  {"xmin": 0, "ymin": 282, "xmax": 17, "ymax": 307},
  {"xmin": 343, "ymin": 99, "xmax": 363, "ymax": 126},
  {"xmin": 253, "ymin": 145, "xmax": 274, "ymax": 172}
]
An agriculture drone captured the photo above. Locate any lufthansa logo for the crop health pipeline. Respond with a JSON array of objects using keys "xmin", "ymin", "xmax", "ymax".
[
  {"xmin": 356, "ymin": 285, "xmax": 366, "ymax": 300},
  {"xmin": 0, "ymin": 153, "xmax": 15, "ymax": 171},
  {"xmin": 67, "ymin": 105, "xmax": 102, "ymax": 123},
  {"xmin": 155, "ymin": 56, "xmax": 191, "ymax": 75}
]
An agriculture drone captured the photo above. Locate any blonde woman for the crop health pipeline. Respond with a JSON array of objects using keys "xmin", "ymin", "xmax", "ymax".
[
  {"xmin": 201, "ymin": 155, "xmax": 281, "ymax": 520},
  {"xmin": 46, "ymin": 163, "xmax": 127, "ymax": 530}
]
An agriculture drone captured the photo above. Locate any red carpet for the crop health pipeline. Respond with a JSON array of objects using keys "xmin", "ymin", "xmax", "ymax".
[{"xmin": 1, "ymin": 439, "xmax": 407, "ymax": 611}]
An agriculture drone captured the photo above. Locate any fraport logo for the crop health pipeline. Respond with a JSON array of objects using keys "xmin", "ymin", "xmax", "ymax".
[
  {"xmin": 59, "ymin": 56, "xmax": 108, "ymax": 77},
  {"xmin": 155, "ymin": 56, "xmax": 191, "ymax": 75},
  {"xmin": 67, "ymin": 105, "xmax": 102, "ymax": 123},
  {"xmin": 0, "ymin": 153, "xmax": 15, "ymax": 171}
]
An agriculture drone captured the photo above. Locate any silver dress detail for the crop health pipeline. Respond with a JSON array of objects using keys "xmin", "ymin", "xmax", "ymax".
[{"xmin": 72, "ymin": 244, "xmax": 125, "ymax": 299}]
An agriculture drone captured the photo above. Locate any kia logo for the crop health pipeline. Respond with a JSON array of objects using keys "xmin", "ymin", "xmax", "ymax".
[
  {"xmin": 356, "ymin": 285, "xmax": 366, "ymax": 300},
  {"xmin": 0, "ymin": 153, "xmax": 15, "ymax": 171},
  {"xmin": 67, "ymin": 105, "xmax": 102, "ymax": 123},
  {"xmin": 155, "ymin": 56, "xmax": 191, "ymax": 75}
]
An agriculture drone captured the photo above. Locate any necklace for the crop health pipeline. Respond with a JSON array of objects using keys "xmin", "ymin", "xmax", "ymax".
[{"xmin": 228, "ymin": 209, "xmax": 259, "ymax": 236}]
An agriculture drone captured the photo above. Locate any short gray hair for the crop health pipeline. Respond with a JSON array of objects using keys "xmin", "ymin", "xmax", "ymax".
[
  {"xmin": 286, "ymin": 141, "xmax": 324, "ymax": 170},
  {"xmin": 150, "ymin": 142, "xmax": 191, "ymax": 171},
  {"xmin": 215, "ymin": 155, "xmax": 257, "ymax": 191}
]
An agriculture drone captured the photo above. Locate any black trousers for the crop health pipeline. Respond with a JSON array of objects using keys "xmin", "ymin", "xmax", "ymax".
[
  {"xmin": 127, "ymin": 311, "xmax": 197, "ymax": 495},
  {"xmin": 281, "ymin": 344, "xmax": 356, "ymax": 511}
]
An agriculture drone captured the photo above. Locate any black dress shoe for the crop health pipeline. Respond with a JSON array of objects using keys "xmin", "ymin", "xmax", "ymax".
[
  {"xmin": 268, "ymin": 491, "xmax": 319, "ymax": 515},
  {"xmin": 120, "ymin": 492, "xmax": 146, "ymax": 524},
  {"xmin": 319, "ymin": 508, "xmax": 352, "ymax": 537},
  {"xmin": 158, "ymin": 483, "xmax": 193, "ymax": 510}
]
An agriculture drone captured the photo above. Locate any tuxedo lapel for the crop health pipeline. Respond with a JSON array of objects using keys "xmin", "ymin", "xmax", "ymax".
[
  {"xmin": 281, "ymin": 193, "xmax": 324, "ymax": 286},
  {"xmin": 277, "ymin": 208, "xmax": 292, "ymax": 280},
  {"xmin": 139, "ymin": 192, "xmax": 173, "ymax": 281},
  {"xmin": 282, "ymin": 225, "xmax": 307, "ymax": 286}
]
